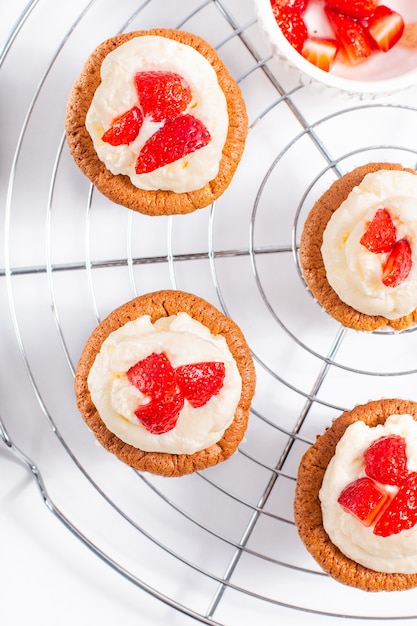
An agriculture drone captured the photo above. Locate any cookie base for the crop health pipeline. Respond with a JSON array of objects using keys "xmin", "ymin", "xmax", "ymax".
[
  {"xmin": 65, "ymin": 29, "xmax": 248, "ymax": 216},
  {"xmin": 294, "ymin": 398, "xmax": 417, "ymax": 591},
  {"xmin": 300, "ymin": 163, "xmax": 417, "ymax": 331},
  {"xmin": 74, "ymin": 290, "xmax": 256, "ymax": 477}
]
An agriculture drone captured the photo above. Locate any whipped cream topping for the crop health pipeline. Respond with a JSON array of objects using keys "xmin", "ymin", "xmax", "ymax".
[
  {"xmin": 321, "ymin": 170, "xmax": 417, "ymax": 319},
  {"xmin": 320, "ymin": 414, "xmax": 417, "ymax": 574},
  {"xmin": 86, "ymin": 35, "xmax": 228, "ymax": 192},
  {"xmin": 87, "ymin": 313, "xmax": 242, "ymax": 455}
]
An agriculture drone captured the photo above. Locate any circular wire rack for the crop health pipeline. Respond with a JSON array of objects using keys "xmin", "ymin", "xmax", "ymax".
[{"xmin": 3, "ymin": 0, "xmax": 417, "ymax": 623}]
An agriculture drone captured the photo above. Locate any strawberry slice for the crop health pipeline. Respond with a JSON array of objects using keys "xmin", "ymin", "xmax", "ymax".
[
  {"xmin": 274, "ymin": 7, "xmax": 308, "ymax": 53},
  {"xmin": 127, "ymin": 352, "xmax": 177, "ymax": 399},
  {"xmin": 101, "ymin": 106, "xmax": 143, "ymax": 146},
  {"xmin": 364, "ymin": 435, "xmax": 409, "ymax": 486},
  {"xmin": 127, "ymin": 352, "xmax": 185, "ymax": 434},
  {"xmin": 301, "ymin": 37, "xmax": 338, "ymax": 72},
  {"xmin": 324, "ymin": 0, "xmax": 378, "ymax": 19},
  {"xmin": 359, "ymin": 208, "xmax": 397, "ymax": 253},
  {"xmin": 127, "ymin": 353, "xmax": 227, "ymax": 432},
  {"xmin": 175, "ymin": 362, "xmax": 226, "ymax": 408},
  {"xmin": 373, "ymin": 472, "xmax": 417, "ymax": 537},
  {"xmin": 325, "ymin": 6, "xmax": 373, "ymax": 65},
  {"xmin": 382, "ymin": 238, "xmax": 412, "ymax": 287},
  {"xmin": 338, "ymin": 477, "xmax": 389, "ymax": 526},
  {"xmin": 271, "ymin": 0, "xmax": 308, "ymax": 15},
  {"xmin": 366, "ymin": 5, "xmax": 405, "ymax": 53},
  {"xmin": 135, "ymin": 114, "xmax": 211, "ymax": 174},
  {"xmin": 134, "ymin": 71, "xmax": 192, "ymax": 123},
  {"xmin": 134, "ymin": 392, "xmax": 185, "ymax": 434}
]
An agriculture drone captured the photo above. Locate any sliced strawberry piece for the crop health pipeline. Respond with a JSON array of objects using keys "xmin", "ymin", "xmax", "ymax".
[
  {"xmin": 359, "ymin": 208, "xmax": 397, "ymax": 253},
  {"xmin": 134, "ymin": 392, "xmax": 185, "ymax": 434},
  {"xmin": 135, "ymin": 114, "xmax": 211, "ymax": 174},
  {"xmin": 364, "ymin": 435, "xmax": 409, "ymax": 486},
  {"xmin": 127, "ymin": 352, "xmax": 177, "ymax": 399},
  {"xmin": 382, "ymin": 238, "xmax": 412, "ymax": 287},
  {"xmin": 338, "ymin": 477, "xmax": 389, "ymax": 526},
  {"xmin": 325, "ymin": 6, "xmax": 373, "ymax": 65},
  {"xmin": 301, "ymin": 37, "xmax": 338, "ymax": 72},
  {"xmin": 366, "ymin": 5, "xmax": 405, "ymax": 53},
  {"xmin": 101, "ymin": 106, "xmax": 143, "ymax": 146},
  {"xmin": 324, "ymin": 0, "xmax": 378, "ymax": 19},
  {"xmin": 134, "ymin": 71, "xmax": 192, "ymax": 123},
  {"xmin": 271, "ymin": 0, "xmax": 308, "ymax": 15},
  {"xmin": 373, "ymin": 472, "xmax": 417, "ymax": 537},
  {"xmin": 274, "ymin": 7, "xmax": 308, "ymax": 53},
  {"xmin": 175, "ymin": 362, "xmax": 226, "ymax": 408}
]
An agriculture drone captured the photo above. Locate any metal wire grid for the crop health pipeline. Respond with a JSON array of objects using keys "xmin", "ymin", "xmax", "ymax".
[{"xmin": 3, "ymin": 0, "xmax": 417, "ymax": 623}]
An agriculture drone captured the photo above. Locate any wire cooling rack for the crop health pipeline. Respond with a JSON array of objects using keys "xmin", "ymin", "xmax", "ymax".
[{"xmin": 3, "ymin": 0, "xmax": 417, "ymax": 624}]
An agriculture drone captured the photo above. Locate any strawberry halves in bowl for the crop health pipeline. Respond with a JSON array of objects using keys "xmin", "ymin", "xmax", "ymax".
[{"xmin": 255, "ymin": 0, "xmax": 417, "ymax": 97}]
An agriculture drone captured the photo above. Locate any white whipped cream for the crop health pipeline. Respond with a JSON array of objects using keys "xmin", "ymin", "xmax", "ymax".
[
  {"xmin": 87, "ymin": 313, "xmax": 242, "ymax": 454},
  {"xmin": 320, "ymin": 414, "xmax": 417, "ymax": 573},
  {"xmin": 86, "ymin": 35, "xmax": 228, "ymax": 192},
  {"xmin": 321, "ymin": 170, "xmax": 417, "ymax": 319}
]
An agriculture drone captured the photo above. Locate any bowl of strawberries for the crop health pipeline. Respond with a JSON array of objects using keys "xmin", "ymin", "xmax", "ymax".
[{"xmin": 255, "ymin": 0, "xmax": 417, "ymax": 96}]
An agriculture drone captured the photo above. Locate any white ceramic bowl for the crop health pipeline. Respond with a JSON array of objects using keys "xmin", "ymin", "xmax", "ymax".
[{"xmin": 255, "ymin": 0, "xmax": 417, "ymax": 97}]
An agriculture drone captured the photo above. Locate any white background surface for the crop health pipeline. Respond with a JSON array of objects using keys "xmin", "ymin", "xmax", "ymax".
[{"xmin": 3, "ymin": 1, "xmax": 417, "ymax": 625}]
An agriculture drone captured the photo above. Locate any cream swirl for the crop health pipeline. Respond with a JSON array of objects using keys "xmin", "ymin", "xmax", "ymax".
[
  {"xmin": 86, "ymin": 35, "xmax": 228, "ymax": 192},
  {"xmin": 321, "ymin": 169, "xmax": 417, "ymax": 319},
  {"xmin": 87, "ymin": 313, "xmax": 242, "ymax": 454}
]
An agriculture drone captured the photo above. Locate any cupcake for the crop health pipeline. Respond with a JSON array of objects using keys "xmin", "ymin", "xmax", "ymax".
[
  {"xmin": 294, "ymin": 398, "xmax": 417, "ymax": 591},
  {"xmin": 74, "ymin": 290, "xmax": 256, "ymax": 477},
  {"xmin": 65, "ymin": 28, "xmax": 248, "ymax": 216},
  {"xmin": 299, "ymin": 162, "xmax": 417, "ymax": 331}
]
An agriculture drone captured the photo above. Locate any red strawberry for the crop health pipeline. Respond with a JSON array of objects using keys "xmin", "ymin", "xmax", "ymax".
[
  {"xmin": 128, "ymin": 352, "xmax": 185, "ymax": 434},
  {"xmin": 135, "ymin": 114, "xmax": 211, "ymax": 174},
  {"xmin": 325, "ymin": 0, "xmax": 378, "ymax": 19},
  {"xmin": 373, "ymin": 472, "xmax": 417, "ymax": 537},
  {"xmin": 338, "ymin": 477, "xmax": 389, "ymax": 526},
  {"xmin": 366, "ymin": 5, "xmax": 405, "ymax": 53},
  {"xmin": 127, "ymin": 352, "xmax": 177, "ymax": 399},
  {"xmin": 134, "ymin": 392, "xmax": 185, "ymax": 434},
  {"xmin": 325, "ymin": 6, "xmax": 373, "ymax": 65},
  {"xmin": 359, "ymin": 208, "xmax": 397, "ymax": 253},
  {"xmin": 134, "ymin": 71, "xmax": 192, "ymax": 123},
  {"xmin": 301, "ymin": 37, "xmax": 338, "ymax": 72},
  {"xmin": 364, "ymin": 435, "xmax": 409, "ymax": 486},
  {"xmin": 271, "ymin": 0, "xmax": 308, "ymax": 15},
  {"xmin": 382, "ymin": 238, "xmax": 412, "ymax": 287},
  {"xmin": 274, "ymin": 7, "xmax": 308, "ymax": 53},
  {"xmin": 101, "ymin": 106, "xmax": 143, "ymax": 146},
  {"xmin": 175, "ymin": 362, "xmax": 226, "ymax": 408}
]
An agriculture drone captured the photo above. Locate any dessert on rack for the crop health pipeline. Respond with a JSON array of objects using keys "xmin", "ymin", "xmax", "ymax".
[
  {"xmin": 74, "ymin": 290, "xmax": 256, "ymax": 477},
  {"xmin": 294, "ymin": 398, "xmax": 417, "ymax": 591},
  {"xmin": 300, "ymin": 162, "xmax": 417, "ymax": 330},
  {"xmin": 65, "ymin": 29, "xmax": 248, "ymax": 215}
]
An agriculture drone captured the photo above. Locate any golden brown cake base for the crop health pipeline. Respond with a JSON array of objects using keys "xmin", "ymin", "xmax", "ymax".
[
  {"xmin": 74, "ymin": 290, "xmax": 256, "ymax": 477},
  {"xmin": 299, "ymin": 162, "xmax": 417, "ymax": 331},
  {"xmin": 65, "ymin": 28, "xmax": 248, "ymax": 216},
  {"xmin": 399, "ymin": 23, "xmax": 417, "ymax": 48},
  {"xmin": 294, "ymin": 398, "xmax": 417, "ymax": 591}
]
